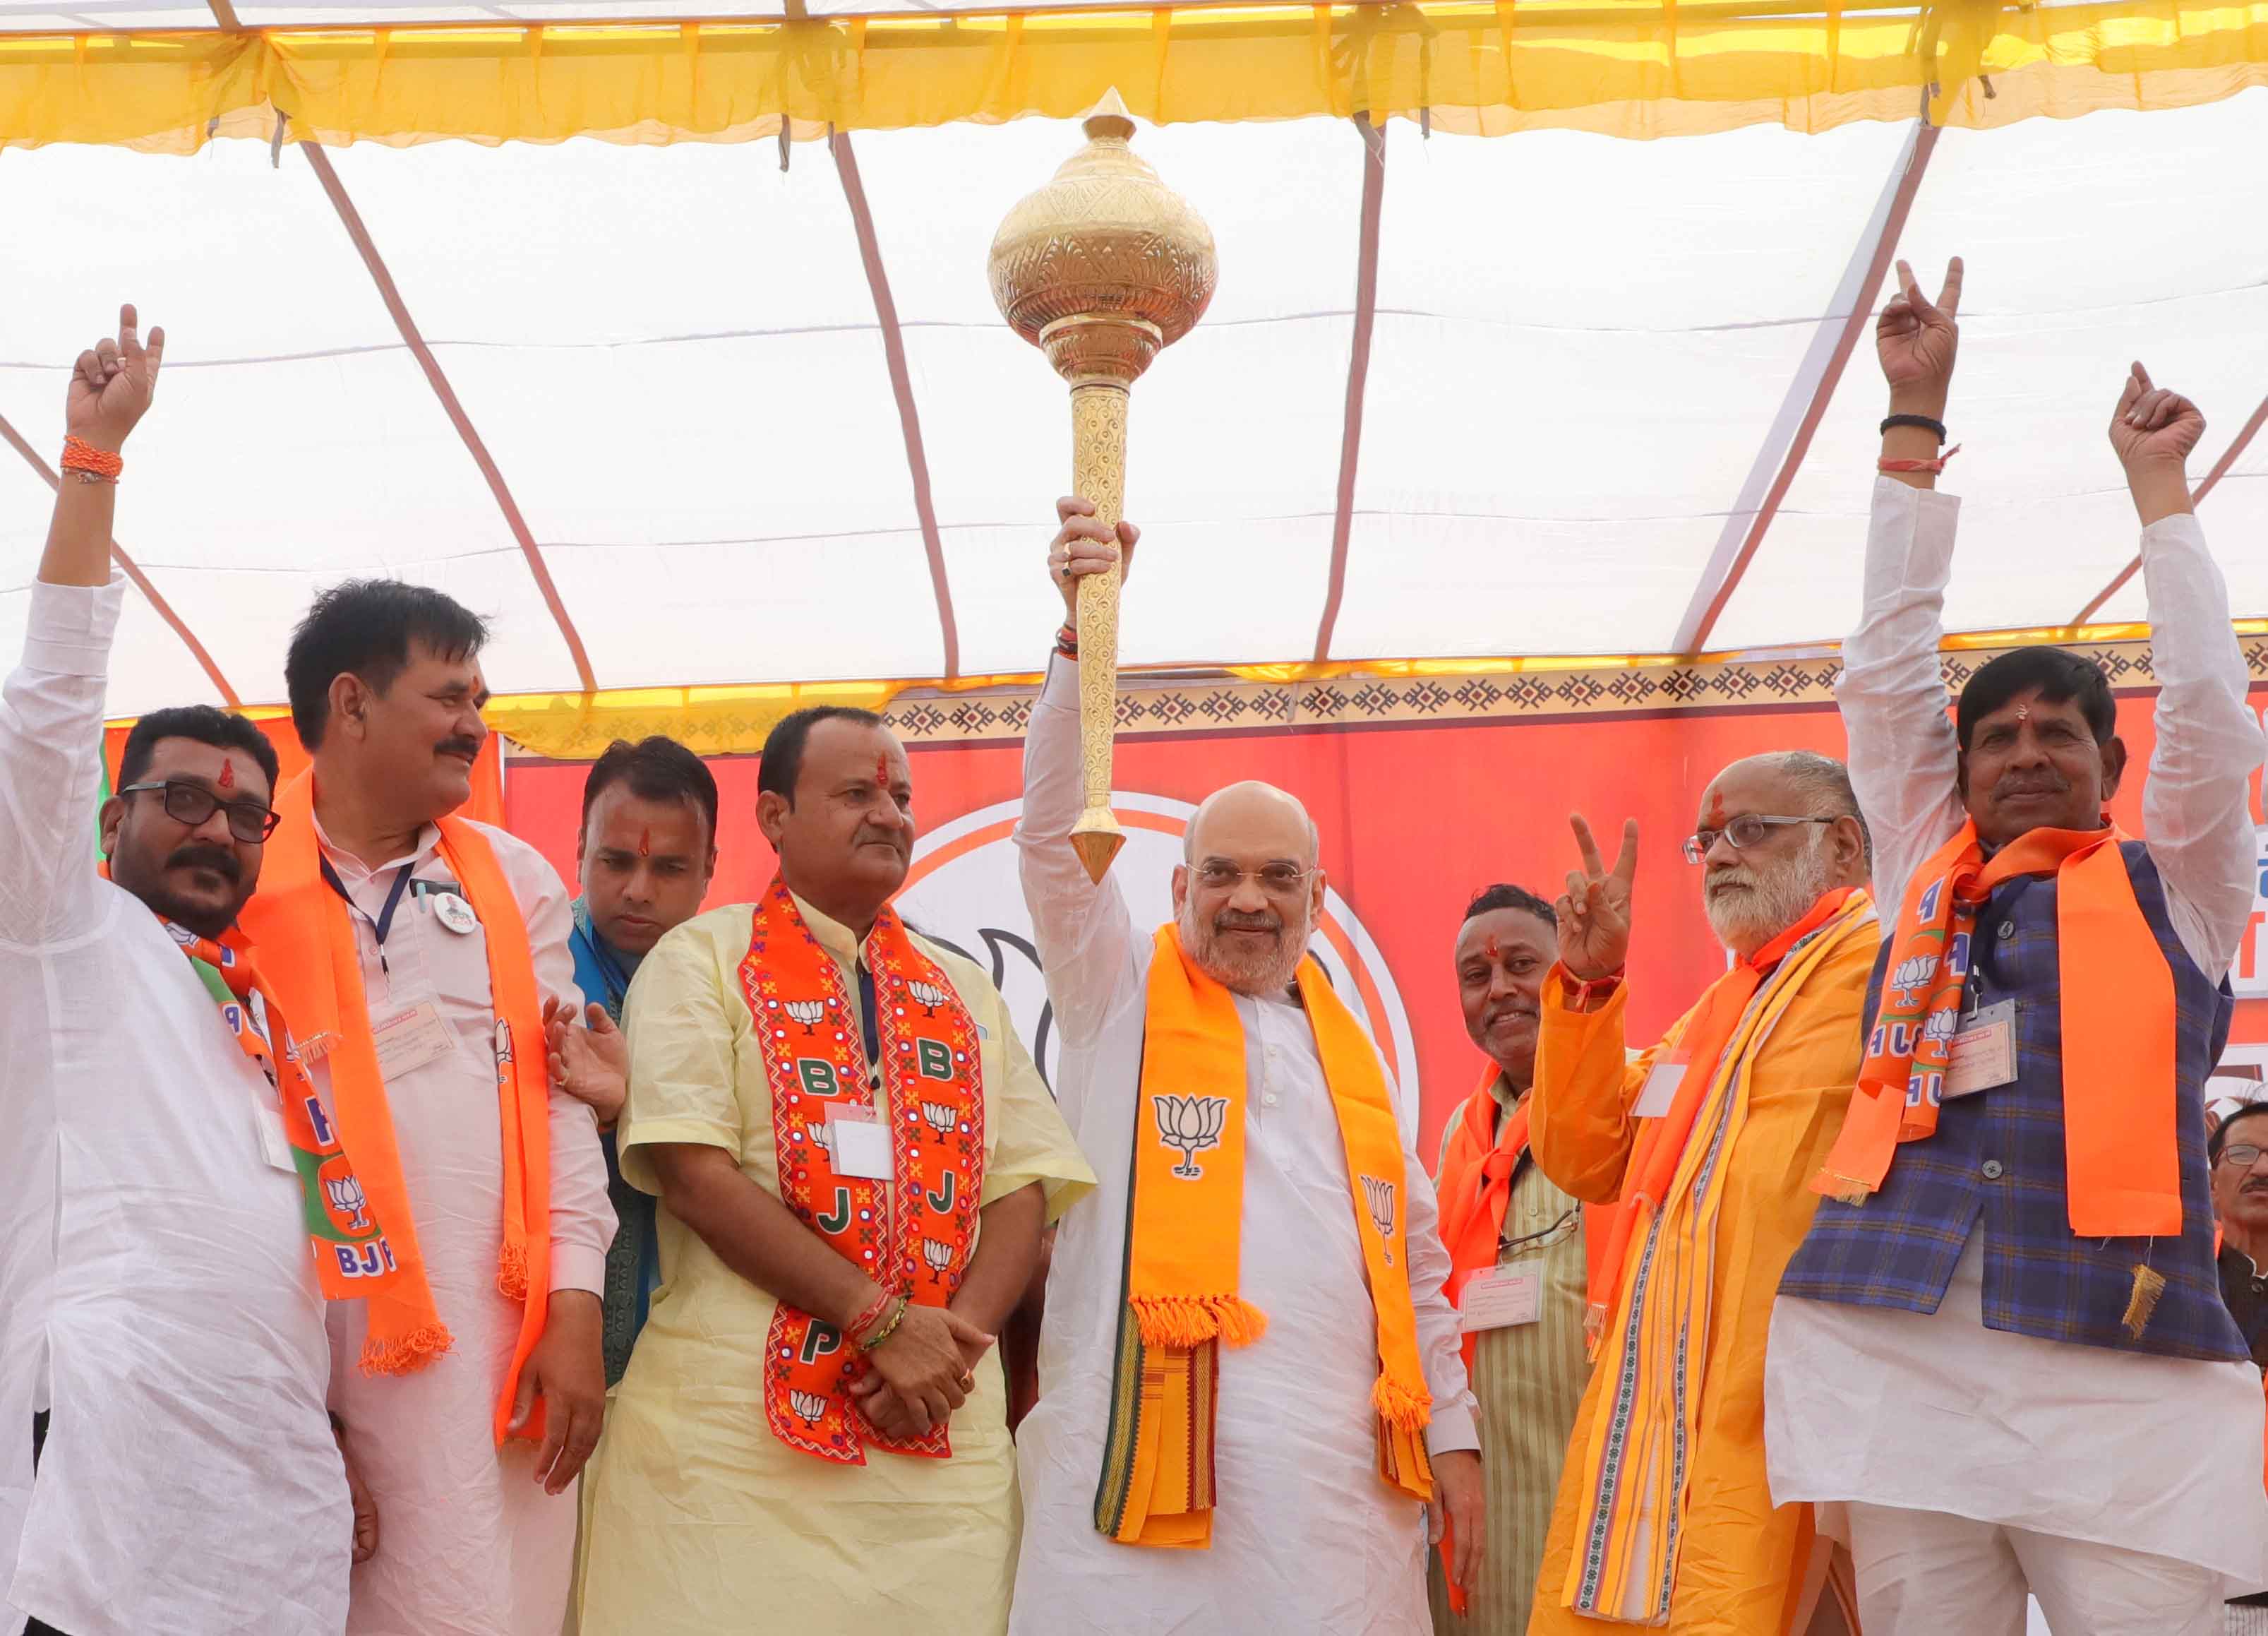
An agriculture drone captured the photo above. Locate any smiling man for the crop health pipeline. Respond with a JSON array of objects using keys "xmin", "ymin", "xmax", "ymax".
[
  {"xmin": 1, "ymin": 308, "xmax": 363, "ymax": 1636},
  {"xmin": 1524, "ymin": 753, "xmax": 1876, "ymax": 1636},
  {"xmin": 1429, "ymin": 884, "xmax": 1597, "ymax": 1636},
  {"xmin": 1769, "ymin": 260, "xmax": 2268, "ymax": 1636},
  {"xmin": 238, "ymin": 580, "xmax": 617, "ymax": 1636},
  {"xmin": 1009, "ymin": 500, "xmax": 1482, "ymax": 1636},
  {"xmin": 576, "ymin": 706, "xmax": 1091, "ymax": 1636}
]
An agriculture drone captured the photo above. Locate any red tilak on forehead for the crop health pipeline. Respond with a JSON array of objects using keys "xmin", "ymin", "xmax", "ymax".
[
  {"xmin": 637, "ymin": 828, "xmax": 652, "ymax": 858},
  {"xmin": 1484, "ymin": 934, "xmax": 1502, "ymax": 960},
  {"xmin": 217, "ymin": 758, "xmax": 236, "ymax": 790},
  {"xmin": 876, "ymin": 755, "xmax": 892, "ymax": 789},
  {"xmin": 1703, "ymin": 790, "xmax": 1727, "ymax": 828}
]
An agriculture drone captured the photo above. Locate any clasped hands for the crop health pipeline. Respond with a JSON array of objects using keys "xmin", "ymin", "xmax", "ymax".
[{"xmin": 846, "ymin": 1302, "xmax": 997, "ymax": 1442}]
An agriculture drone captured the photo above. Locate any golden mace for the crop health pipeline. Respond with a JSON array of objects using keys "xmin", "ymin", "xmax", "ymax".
[{"xmin": 989, "ymin": 93, "xmax": 1218, "ymax": 883}]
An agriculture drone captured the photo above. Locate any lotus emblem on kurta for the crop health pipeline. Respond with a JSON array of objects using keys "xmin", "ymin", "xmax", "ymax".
[{"xmin": 1153, "ymin": 1093, "xmax": 1229, "ymax": 1178}]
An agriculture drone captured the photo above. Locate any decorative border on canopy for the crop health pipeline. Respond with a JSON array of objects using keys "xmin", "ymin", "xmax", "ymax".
[
  {"xmin": 6, "ymin": 0, "xmax": 2268, "ymax": 154},
  {"xmin": 444, "ymin": 631, "xmax": 2268, "ymax": 758}
]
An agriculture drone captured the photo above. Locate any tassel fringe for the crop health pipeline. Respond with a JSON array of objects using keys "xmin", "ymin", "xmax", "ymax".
[
  {"xmin": 497, "ymin": 1243, "xmax": 530, "ymax": 1301},
  {"xmin": 1813, "ymin": 1166, "xmax": 1876, "ymax": 1207},
  {"xmin": 1130, "ymin": 1293, "xmax": 1268, "ymax": 1350},
  {"xmin": 2122, "ymin": 1262, "xmax": 2167, "ymax": 1340},
  {"xmin": 359, "ymin": 1322, "xmax": 455, "ymax": 1376},
  {"xmin": 1371, "ymin": 1371, "xmax": 1433, "ymax": 1431}
]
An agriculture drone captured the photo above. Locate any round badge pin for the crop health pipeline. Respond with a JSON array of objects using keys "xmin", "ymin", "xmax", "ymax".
[{"xmin": 432, "ymin": 891, "xmax": 480, "ymax": 936}]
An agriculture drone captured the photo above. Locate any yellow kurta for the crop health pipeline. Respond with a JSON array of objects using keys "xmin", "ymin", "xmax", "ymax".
[
  {"xmin": 1428, "ymin": 1076, "xmax": 1591, "ymax": 1636},
  {"xmin": 575, "ymin": 896, "xmax": 1096, "ymax": 1636},
  {"xmin": 1525, "ymin": 932, "xmax": 1873, "ymax": 1636}
]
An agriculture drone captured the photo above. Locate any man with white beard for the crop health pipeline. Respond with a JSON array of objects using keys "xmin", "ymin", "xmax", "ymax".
[
  {"xmin": 1006, "ymin": 498, "xmax": 1484, "ymax": 1635},
  {"xmin": 1524, "ymin": 753, "xmax": 1878, "ymax": 1636}
]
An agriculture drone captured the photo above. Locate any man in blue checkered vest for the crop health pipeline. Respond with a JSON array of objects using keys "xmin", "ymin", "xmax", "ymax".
[{"xmin": 1762, "ymin": 256, "xmax": 2268, "ymax": 1635}]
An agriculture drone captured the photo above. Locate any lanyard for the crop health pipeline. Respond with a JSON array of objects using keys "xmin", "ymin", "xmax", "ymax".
[
  {"xmin": 856, "ymin": 961, "xmax": 882, "ymax": 1085},
  {"xmin": 320, "ymin": 856, "xmax": 416, "ymax": 977}
]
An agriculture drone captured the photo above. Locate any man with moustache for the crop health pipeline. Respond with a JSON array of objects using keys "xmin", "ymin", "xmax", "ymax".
[
  {"xmin": 1429, "ymin": 885, "xmax": 1600, "ymax": 1636},
  {"xmin": 575, "ymin": 706, "xmax": 1091, "ymax": 1635},
  {"xmin": 1008, "ymin": 499, "xmax": 1482, "ymax": 1635},
  {"xmin": 1768, "ymin": 258, "xmax": 2268, "ymax": 1635},
  {"xmin": 239, "ymin": 583, "xmax": 618, "ymax": 1636},
  {"xmin": 1, "ymin": 307, "xmax": 360, "ymax": 1636},
  {"xmin": 1525, "ymin": 752, "xmax": 1876, "ymax": 1635},
  {"xmin": 2211, "ymin": 1103, "xmax": 2268, "ymax": 1366},
  {"xmin": 551, "ymin": 735, "xmax": 721, "ymax": 1384}
]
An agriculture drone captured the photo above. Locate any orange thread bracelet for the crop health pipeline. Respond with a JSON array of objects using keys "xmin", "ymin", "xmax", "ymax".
[
  {"xmin": 61, "ymin": 435, "xmax": 123, "ymax": 483},
  {"xmin": 1878, "ymin": 443, "xmax": 1962, "ymax": 476}
]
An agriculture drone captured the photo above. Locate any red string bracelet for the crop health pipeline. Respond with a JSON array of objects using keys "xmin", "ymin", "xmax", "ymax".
[
  {"xmin": 61, "ymin": 435, "xmax": 123, "ymax": 484},
  {"xmin": 1878, "ymin": 443, "xmax": 1962, "ymax": 476},
  {"xmin": 1053, "ymin": 622, "xmax": 1079, "ymax": 659}
]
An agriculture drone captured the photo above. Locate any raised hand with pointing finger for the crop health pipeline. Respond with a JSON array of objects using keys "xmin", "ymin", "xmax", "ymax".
[{"xmin": 1556, "ymin": 814, "xmax": 1639, "ymax": 983}]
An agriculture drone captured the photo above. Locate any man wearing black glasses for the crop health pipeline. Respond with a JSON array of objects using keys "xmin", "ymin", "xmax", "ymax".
[{"xmin": 1, "ymin": 306, "xmax": 361, "ymax": 1636}]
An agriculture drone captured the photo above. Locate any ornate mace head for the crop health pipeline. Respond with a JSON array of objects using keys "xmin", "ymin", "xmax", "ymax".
[{"xmin": 988, "ymin": 92, "xmax": 1219, "ymax": 390}]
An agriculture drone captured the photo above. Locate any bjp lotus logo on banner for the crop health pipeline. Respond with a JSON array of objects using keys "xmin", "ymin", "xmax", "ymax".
[{"xmin": 896, "ymin": 791, "xmax": 1422, "ymax": 1145}]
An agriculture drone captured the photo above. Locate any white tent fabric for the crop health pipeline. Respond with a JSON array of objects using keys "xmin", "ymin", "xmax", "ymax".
[{"xmin": 1, "ymin": 88, "xmax": 2262, "ymax": 715}]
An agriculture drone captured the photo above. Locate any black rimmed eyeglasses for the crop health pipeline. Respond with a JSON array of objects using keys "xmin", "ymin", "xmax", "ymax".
[{"xmin": 117, "ymin": 780, "xmax": 282, "ymax": 843}]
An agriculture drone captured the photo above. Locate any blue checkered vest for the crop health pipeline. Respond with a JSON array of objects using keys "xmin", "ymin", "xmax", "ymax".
[{"xmin": 1780, "ymin": 840, "xmax": 2246, "ymax": 1361}]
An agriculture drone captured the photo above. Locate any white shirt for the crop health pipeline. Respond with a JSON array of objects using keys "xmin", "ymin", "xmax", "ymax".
[
  {"xmin": 0, "ymin": 577, "xmax": 349, "ymax": 1636},
  {"xmin": 1763, "ymin": 479, "xmax": 2268, "ymax": 1591},
  {"xmin": 1007, "ymin": 659, "xmax": 1477, "ymax": 1636},
  {"xmin": 308, "ymin": 807, "xmax": 614, "ymax": 1636}
]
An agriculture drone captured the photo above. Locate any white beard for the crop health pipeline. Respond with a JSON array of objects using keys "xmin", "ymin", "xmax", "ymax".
[{"xmin": 1704, "ymin": 830, "xmax": 1833, "ymax": 958}]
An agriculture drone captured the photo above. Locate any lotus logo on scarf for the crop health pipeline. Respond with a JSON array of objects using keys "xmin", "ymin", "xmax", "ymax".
[
  {"xmin": 1153, "ymin": 1093, "xmax": 1229, "ymax": 1178},
  {"xmin": 1888, "ymin": 953, "xmax": 1938, "ymax": 1000},
  {"xmin": 920, "ymin": 1100, "xmax": 961, "ymax": 1138},
  {"xmin": 923, "ymin": 1237, "xmax": 956, "ymax": 1275},
  {"xmin": 905, "ymin": 980, "xmax": 948, "ymax": 1017},
  {"xmin": 325, "ymin": 1173, "xmax": 373, "ymax": 1233},
  {"xmin": 1921, "ymin": 1008, "xmax": 1959, "ymax": 1046},
  {"xmin": 785, "ymin": 998, "xmax": 827, "ymax": 1034},
  {"xmin": 790, "ymin": 1389, "xmax": 829, "ymax": 1426},
  {"xmin": 1361, "ymin": 1174, "xmax": 1398, "ymax": 1264}
]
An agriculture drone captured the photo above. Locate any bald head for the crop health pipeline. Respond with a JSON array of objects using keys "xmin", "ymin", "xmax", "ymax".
[
  {"xmin": 1175, "ymin": 780, "xmax": 1324, "ymax": 995},
  {"xmin": 1184, "ymin": 780, "xmax": 1319, "ymax": 867}
]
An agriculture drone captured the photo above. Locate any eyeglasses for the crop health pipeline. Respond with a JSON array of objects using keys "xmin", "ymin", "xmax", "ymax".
[
  {"xmin": 1192, "ymin": 861, "xmax": 1313, "ymax": 897},
  {"xmin": 1681, "ymin": 814, "xmax": 1833, "ymax": 865},
  {"xmin": 118, "ymin": 779, "xmax": 282, "ymax": 843},
  {"xmin": 2220, "ymin": 1144, "xmax": 2264, "ymax": 1170}
]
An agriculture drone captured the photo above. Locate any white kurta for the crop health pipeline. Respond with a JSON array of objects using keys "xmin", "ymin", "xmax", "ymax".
[
  {"xmin": 311, "ymin": 811, "xmax": 616, "ymax": 1636},
  {"xmin": 1763, "ymin": 477, "xmax": 2268, "ymax": 1595},
  {"xmin": 1008, "ymin": 657, "xmax": 1477, "ymax": 1636},
  {"xmin": 0, "ymin": 577, "xmax": 349, "ymax": 1636}
]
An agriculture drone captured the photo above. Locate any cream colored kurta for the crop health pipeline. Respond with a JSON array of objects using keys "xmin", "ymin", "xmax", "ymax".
[
  {"xmin": 575, "ymin": 895, "xmax": 1094, "ymax": 1636},
  {"xmin": 1426, "ymin": 1076, "xmax": 1590, "ymax": 1636}
]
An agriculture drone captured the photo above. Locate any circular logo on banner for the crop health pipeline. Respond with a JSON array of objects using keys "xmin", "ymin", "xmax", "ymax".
[{"xmin": 897, "ymin": 792, "xmax": 1422, "ymax": 1145}]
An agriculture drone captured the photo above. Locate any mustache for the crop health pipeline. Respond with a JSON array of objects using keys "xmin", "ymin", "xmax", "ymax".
[
  {"xmin": 853, "ymin": 824, "xmax": 910, "ymax": 852},
  {"xmin": 435, "ymin": 736, "xmax": 482, "ymax": 762},
  {"xmin": 1995, "ymin": 769, "xmax": 2070, "ymax": 797},
  {"xmin": 167, "ymin": 842, "xmax": 241, "ymax": 883},
  {"xmin": 1213, "ymin": 909, "xmax": 1282, "ymax": 934}
]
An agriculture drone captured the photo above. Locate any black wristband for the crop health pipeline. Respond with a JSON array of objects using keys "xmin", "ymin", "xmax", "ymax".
[{"xmin": 1880, "ymin": 413, "xmax": 1948, "ymax": 443}]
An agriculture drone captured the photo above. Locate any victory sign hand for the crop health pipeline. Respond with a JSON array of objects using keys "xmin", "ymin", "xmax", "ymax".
[
  {"xmin": 1556, "ymin": 814, "xmax": 1638, "ymax": 982},
  {"xmin": 1877, "ymin": 258, "xmax": 1962, "ymax": 418}
]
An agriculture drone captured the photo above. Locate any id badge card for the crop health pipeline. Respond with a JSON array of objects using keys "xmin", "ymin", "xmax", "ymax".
[
  {"xmin": 1634, "ymin": 1061, "xmax": 1685, "ymax": 1120},
  {"xmin": 828, "ymin": 1106, "xmax": 895, "ymax": 1181},
  {"xmin": 373, "ymin": 1001, "xmax": 459, "ymax": 1080},
  {"xmin": 253, "ymin": 1092, "xmax": 296, "ymax": 1174},
  {"xmin": 1943, "ymin": 1000, "xmax": 2017, "ymax": 1099},
  {"xmin": 1459, "ymin": 1265, "xmax": 1544, "ymax": 1332}
]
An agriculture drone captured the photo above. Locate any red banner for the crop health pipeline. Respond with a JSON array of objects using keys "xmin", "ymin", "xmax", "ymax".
[{"xmin": 504, "ymin": 686, "xmax": 2268, "ymax": 1164}]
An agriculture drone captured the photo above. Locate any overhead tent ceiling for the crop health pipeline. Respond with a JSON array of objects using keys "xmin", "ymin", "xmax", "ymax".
[{"xmin": 1, "ymin": 2, "xmax": 2265, "ymax": 720}]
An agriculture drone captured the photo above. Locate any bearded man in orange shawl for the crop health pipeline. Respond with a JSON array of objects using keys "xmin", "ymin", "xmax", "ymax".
[{"xmin": 1525, "ymin": 752, "xmax": 1874, "ymax": 1636}]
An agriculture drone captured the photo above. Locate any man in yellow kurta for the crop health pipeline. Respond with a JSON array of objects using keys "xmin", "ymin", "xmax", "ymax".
[
  {"xmin": 1527, "ymin": 753, "xmax": 1874, "ymax": 1636},
  {"xmin": 575, "ymin": 705, "xmax": 1095, "ymax": 1636}
]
